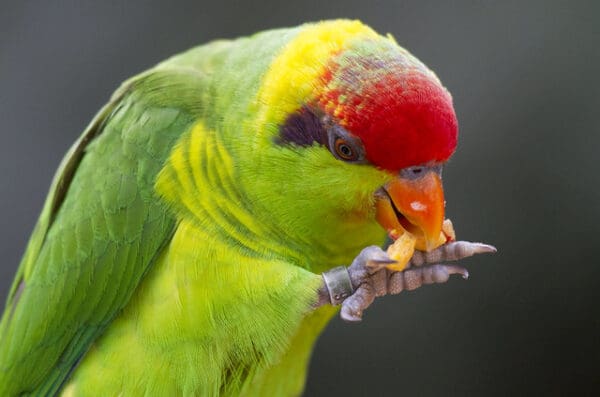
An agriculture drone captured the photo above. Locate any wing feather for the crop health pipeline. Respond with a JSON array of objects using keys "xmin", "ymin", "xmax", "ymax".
[{"xmin": 0, "ymin": 67, "xmax": 206, "ymax": 395}]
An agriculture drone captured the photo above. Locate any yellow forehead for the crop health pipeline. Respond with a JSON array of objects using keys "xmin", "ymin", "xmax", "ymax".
[{"xmin": 252, "ymin": 20, "xmax": 379, "ymax": 136}]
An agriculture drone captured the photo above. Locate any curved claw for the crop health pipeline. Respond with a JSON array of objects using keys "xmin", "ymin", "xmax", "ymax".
[
  {"xmin": 366, "ymin": 258, "xmax": 398, "ymax": 272},
  {"xmin": 409, "ymin": 241, "xmax": 497, "ymax": 267},
  {"xmin": 317, "ymin": 241, "xmax": 496, "ymax": 322}
]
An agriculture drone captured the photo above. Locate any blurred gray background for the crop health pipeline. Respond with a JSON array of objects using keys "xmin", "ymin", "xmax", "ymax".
[{"xmin": 1, "ymin": 1, "xmax": 599, "ymax": 395}]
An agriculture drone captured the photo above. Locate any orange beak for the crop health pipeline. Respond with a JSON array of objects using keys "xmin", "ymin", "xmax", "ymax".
[{"xmin": 375, "ymin": 170, "xmax": 445, "ymax": 252}]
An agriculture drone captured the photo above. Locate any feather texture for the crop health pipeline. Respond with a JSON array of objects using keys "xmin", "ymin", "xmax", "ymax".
[{"xmin": 0, "ymin": 19, "xmax": 456, "ymax": 396}]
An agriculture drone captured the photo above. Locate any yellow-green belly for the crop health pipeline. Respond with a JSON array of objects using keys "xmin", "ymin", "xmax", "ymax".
[{"xmin": 62, "ymin": 219, "xmax": 330, "ymax": 396}]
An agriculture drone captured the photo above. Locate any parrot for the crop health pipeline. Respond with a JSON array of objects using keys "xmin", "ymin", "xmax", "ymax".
[{"xmin": 0, "ymin": 19, "xmax": 495, "ymax": 396}]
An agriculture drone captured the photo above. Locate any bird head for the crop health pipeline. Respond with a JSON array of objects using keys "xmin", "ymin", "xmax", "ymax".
[{"xmin": 238, "ymin": 20, "xmax": 457, "ymax": 263}]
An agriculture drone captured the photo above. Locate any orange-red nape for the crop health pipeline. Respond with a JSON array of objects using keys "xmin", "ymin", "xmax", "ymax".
[{"xmin": 317, "ymin": 40, "xmax": 458, "ymax": 172}]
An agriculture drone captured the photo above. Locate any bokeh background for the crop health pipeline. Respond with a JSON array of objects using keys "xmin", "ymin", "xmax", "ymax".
[{"xmin": 1, "ymin": 1, "xmax": 599, "ymax": 395}]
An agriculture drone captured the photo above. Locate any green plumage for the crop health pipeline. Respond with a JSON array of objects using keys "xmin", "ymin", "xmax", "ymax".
[
  {"xmin": 0, "ymin": 21, "xmax": 393, "ymax": 396},
  {"xmin": 0, "ymin": 71, "xmax": 201, "ymax": 395}
]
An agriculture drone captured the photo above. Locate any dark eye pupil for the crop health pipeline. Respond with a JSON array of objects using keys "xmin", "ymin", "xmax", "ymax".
[{"xmin": 329, "ymin": 131, "xmax": 363, "ymax": 163}]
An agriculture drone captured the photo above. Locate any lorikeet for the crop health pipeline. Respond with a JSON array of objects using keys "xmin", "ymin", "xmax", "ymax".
[{"xmin": 0, "ymin": 20, "xmax": 495, "ymax": 396}]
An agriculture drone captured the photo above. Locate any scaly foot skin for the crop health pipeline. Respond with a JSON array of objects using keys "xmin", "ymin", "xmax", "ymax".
[{"xmin": 317, "ymin": 241, "xmax": 497, "ymax": 322}]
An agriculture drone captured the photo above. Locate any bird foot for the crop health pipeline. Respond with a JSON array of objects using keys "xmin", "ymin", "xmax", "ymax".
[{"xmin": 317, "ymin": 241, "xmax": 496, "ymax": 322}]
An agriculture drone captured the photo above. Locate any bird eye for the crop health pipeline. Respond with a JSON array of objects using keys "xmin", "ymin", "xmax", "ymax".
[
  {"xmin": 334, "ymin": 138, "xmax": 357, "ymax": 161},
  {"xmin": 326, "ymin": 124, "xmax": 366, "ymax": 163}
]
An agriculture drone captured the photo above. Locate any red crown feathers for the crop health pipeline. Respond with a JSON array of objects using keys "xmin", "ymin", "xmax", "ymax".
[{"xmin": 317, "ymin": 50, "xmax": 458, "ymax": 172}]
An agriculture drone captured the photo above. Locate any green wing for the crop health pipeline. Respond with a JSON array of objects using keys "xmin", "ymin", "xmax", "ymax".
[{"xmin": 0, "ymin": 66, "xmax": 206, "ymax": 396}]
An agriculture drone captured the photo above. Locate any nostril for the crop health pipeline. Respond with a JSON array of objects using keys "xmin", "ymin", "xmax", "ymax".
[{"xmin": 400, "ymin": 166, "xmax": 428, "ymax": 179}]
